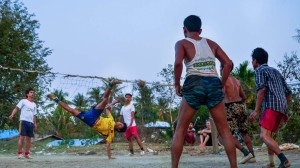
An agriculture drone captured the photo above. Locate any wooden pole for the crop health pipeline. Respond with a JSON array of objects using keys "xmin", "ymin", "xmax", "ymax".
[{"xmin": 209, "ymin": 116, "xmax": 219, "ymax": 154}]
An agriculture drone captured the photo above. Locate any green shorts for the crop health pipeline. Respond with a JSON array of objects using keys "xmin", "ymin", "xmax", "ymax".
[{"xmin": 182, "ymin": 75, "xmax": 224, "ymax": 110}]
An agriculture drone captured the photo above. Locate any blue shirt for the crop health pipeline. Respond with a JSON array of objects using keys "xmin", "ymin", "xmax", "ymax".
[{"xmin": 254, "ymin": 64, "xmax": 291, "ymax": 114}]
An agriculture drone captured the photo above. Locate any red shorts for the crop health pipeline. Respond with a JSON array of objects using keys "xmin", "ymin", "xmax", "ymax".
[
  {"xmin": 125, "ymin": 126, "xmax": 139, "ymax": 139},
  {"xmin": 260, "ymin": 109, "xmax": 288, "ymax": 132}
]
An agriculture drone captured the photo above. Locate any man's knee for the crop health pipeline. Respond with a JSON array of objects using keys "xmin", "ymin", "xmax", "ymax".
[{"xmin": 260, "ymin": 133, "xmax": 269, "ymax": 142}]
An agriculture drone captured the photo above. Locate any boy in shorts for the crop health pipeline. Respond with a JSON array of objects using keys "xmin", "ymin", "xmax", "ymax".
[
  {"xmin": 221, "ymin": 63, "xmax": 256, "ymax": 164},
  {"xmin": 47, "ymin": 80, "xmax": 127, "ymax": 159},
  {"xmin": 9, "ymin": 88, "xmax": 37, "ymax": 159},
  {"xmin": 118, "ymin": 93, "xmax": 145, "ymax": 156},
  {"xmin": 249, "ymin": 47, "xmax": 292, "ymax": 168},
  {"xmin": 172, "ymin": 15, "xmax": 237, "ymax": 168}
]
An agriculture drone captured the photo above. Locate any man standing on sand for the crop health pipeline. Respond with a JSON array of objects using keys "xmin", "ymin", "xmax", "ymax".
[
  {"xmin": 9, "ymin": 88, "xmax": 37, "ymax": 159},
  {"xmin": 119, "ymin": 93, "xmax": 145, "ymax": 156},
  {"xmin": 172, "ymin": 15, "xmax": 237, "ymax": 168},
  {"xmin": 220, "ymin": 63, "xmax": 256, "ymax": 164},
  {"xmin": 249, "ymin": 47, "xmax": 292, "ymax": 168}
]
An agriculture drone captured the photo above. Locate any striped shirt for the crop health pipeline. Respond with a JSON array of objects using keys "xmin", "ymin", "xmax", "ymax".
[{"xmin": 255, "ymin": 64, "xmax": 291, "ymax": 114}]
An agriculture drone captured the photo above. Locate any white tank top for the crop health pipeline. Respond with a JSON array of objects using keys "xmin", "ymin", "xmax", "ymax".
[{"xmin": 184, "ymin": 37, "xmax": 219, "ymax": 77}]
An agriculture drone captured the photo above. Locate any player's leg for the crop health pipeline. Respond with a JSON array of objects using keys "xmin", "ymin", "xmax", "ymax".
[
  {"xmin": 128, "ymin": 137, "xmax": 134, "ymax": 155},
  {"xmin": 95, "ymin": 79, "xmax": 122, "ymax": 110},
  {"xmin": 47, "ymin": 94, "xmax": 80, "ymax": 116},
  {"xmin": 17, "ymin": 135, "xmax": 25, "ymax": 158},
  {"xmin": 209, "ymin": 102, "xmax": 237, "ymax": 168},
  {"xmin": 202, "ymin": 134, "xmax": 210, "ymax": 147},
  {"xmin": 171, "ymin": 98, "xmax": 196, "ymax": 168},
  {"xmin": 134, "ymin": 136, "xmax": 145, "ymax": 155},
  {"xmin": 24, "ymin": 136, "xmax": 32, "ymax": 159}
]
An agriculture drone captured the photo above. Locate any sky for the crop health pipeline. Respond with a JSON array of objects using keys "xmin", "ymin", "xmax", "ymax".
[{"xmin": 22, "ymin": 0, "xmax": 300, "ymax": 86}]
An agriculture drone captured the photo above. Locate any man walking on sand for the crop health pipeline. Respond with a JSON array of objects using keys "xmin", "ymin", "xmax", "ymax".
[
  {"xmin": 249, "ymin": 47, "xmax": 292, "ymax": 168},
  {"xmin": 221, "ymin": 63, "xmax": 256, "ymax": 164}
]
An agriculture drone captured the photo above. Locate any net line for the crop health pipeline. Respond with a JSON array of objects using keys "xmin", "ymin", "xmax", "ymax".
[
  {"xmin": 0, "ymin": 65, "xmax": 173, "ymax": 86},
  {"xmin": 1, "ymin": 65, "xmax": 175, "ymax": 101}
]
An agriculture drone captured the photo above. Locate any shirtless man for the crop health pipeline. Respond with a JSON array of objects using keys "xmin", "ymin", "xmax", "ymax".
[{"xmin": 221, "ymin": 63, "xmax": 255, "ymax": 164}]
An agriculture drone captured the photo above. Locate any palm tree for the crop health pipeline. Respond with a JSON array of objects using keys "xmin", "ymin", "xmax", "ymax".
[
  {"xmin": 87, "ymin": 87, "xmax": 102, "ymax": 106},
  {"xmin": 133, "ymin": 84, "xmax": 156, "ymax": 124},
  {"xmin": 72, "ymin": 93, "xmax": 89, "ymax": 110}
]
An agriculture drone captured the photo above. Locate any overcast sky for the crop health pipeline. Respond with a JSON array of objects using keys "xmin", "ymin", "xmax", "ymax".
[{"xmin": 22, "ymin": 0, "xmax": 300, "ymax": 85}]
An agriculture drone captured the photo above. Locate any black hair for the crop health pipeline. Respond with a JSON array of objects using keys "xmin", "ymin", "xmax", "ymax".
[
  {"xmin": 220, "ymin": 60, "xmax": 234, "ymax": 72},
  {"xmin": 116, "ymin": 123, "xmax": 127, "ymax": 133},
  {"xmin": 251, "ymin": 47, "xmax": 268, "ymax": 65},
  {"xmin": 125, "ymin": 93, "xmax": 132, "ymax": 97},
  {"xmin": 25, "ymin": 88, "xmax": 34, "ymax": 98},
  {"xmin": 183, "ymin": 15, "xmax": 202, "ymax": 32}
]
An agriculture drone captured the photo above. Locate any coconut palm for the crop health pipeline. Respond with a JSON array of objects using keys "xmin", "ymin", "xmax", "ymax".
[{"xmin": 87, "ymin": 87, "xmax": 102, "ymax": 106}]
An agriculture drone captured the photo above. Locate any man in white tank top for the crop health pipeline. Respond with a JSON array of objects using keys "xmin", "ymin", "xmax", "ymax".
[{"xmin": 171, "ymin": 15, "xmax": 237, "ymax": 168}]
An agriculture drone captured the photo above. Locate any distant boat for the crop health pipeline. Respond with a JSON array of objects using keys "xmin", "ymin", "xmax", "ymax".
[
  {"xmin": 0, "ymin": 129, "xmax": 19, "ymax": 140},
  {"xmin": 46, "ymin": 138, "xmax": 103, "ymax": 147}
]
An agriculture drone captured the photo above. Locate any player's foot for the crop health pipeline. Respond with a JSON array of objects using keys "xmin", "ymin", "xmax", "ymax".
[
  {"xmin": 47, "ymin": 93, "xmax": 57, "ymax": 100},
  {"xmin": 199, "ymin": 143, "xmax": 206, "ymax": 147},
  {"xmin": 278, "ymin": 160, "xmax": 291, "ymax": 168},
  {"xmin": 239, "ymin": 153, "xmax": 253, "ymax": 164},
  {"xmin": 106, "ymin": 98, "xmax": 121, "ymax": 109},
  {"xmin": 140, "ymin": 150, "xmax": 145, "ymax": 156},
  {"xmin": 18, "ymin": 154, "xmax": 24, "ymax": 159},
  {"xmin": 24, "ymin": 154, "xmax": 33, "ymax": 159},
  {"xmin": 112, "ymin": 98, "xmax": 121, "ymax": 104},
  {"xmin": 262, "ymin": 162, "xmax": 275, "ymax": 168},
  {"xmin": 47, "ymin": 93, "xmax": 61, "ymax": 103},
  {"xmin": 108, "ymin": 79, "xmax": 122, "ymax": 87},
  {"xmin": 247, "ymin": 157, "xmax": 256, "ymax": 163},
  {"xmin": 128, "ymin": 153, "xmax": 134, "ymax": 156}
]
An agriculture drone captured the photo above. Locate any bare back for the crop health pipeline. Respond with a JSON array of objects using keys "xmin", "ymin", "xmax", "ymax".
[{"xmin": 223, "ymin": 76, "xmax": 246, "ymax": 103}]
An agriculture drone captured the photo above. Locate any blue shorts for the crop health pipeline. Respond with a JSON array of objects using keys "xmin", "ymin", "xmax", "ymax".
[
  {"xmin": 19, "ymin": 120, "xmax": 34, "ymax": 137},
  {"xmin": 76, "ymin": 108, "xmax": 103, "ymax": 127},
  {"xmin": 182, "ymin": 75, "xmax": 224, "ymax": 110}
]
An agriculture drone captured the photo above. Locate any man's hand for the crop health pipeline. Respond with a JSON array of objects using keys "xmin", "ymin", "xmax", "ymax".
[
  {"xmin": 249, "ymin": 110, "xmax": 258, "ymax": 122},
  {"xmin": 9, "ymin": 114, "xmax": 14, "ymax": 120},
  {"xmin": 175, "ymin": 84, "xmax": 182, "ymax": 97}
]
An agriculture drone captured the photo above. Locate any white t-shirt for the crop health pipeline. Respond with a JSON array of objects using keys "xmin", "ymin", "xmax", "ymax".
[
  {"xmin": 120, "ymin": 104, "xmax": 136, "ymax": 127},
  {"xmin": 16, "ymin": 99, "xmax": 37, "ymax": 123}
]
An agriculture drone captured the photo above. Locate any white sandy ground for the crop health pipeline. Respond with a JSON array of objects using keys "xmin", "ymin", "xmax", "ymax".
[{"xmin": 0, "ymin": 148, "xmax": 299, "ymax": 168}]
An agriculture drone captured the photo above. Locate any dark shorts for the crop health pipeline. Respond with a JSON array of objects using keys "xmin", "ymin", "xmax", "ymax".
[
  {"xmin": 225, "ymin": 101, "xmax": 248, "ymax": 134},
  {"xmin": 182, "ymin": 75, "xmax": 224, "ymax": 110},
  {"xmin": 76, "ymin": 108, "xmax": 103, "ymax": 127},
  {"xmin": 19, "ymin": 120, "xmax": 34, "ymax": 137},
  {"xmin": 260, "ymin": 108, "xmax": 287, "ymax": 132}
]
